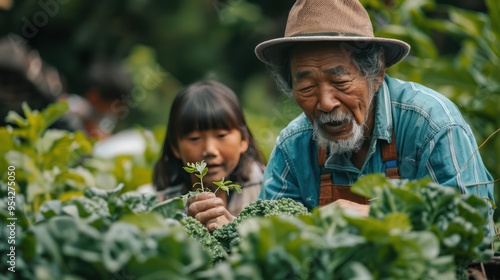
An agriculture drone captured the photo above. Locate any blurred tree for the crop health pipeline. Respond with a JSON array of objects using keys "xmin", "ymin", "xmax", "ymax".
[
  {"xmin": 0, "ymin": 0, "xmax": 289, "ymax": 93},
  {"xmin": 0, "ymin": 0, "xmax": 295, "ymax": 131}
]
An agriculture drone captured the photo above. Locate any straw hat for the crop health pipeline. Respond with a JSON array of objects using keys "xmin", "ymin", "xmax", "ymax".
[{"xmin": 255, "ymin": 0, "xmax": 410, "ymax": 68}]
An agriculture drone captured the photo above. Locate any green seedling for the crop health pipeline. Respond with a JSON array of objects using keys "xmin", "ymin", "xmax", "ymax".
[{"xmin": 182, "ymin": 160, "xmax": 242, "ymax": 202}]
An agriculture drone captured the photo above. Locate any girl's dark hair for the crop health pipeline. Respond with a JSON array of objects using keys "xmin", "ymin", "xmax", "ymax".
[{"xmin": 153, "ymin": 80, "xmax": 265, "ymax": 194}]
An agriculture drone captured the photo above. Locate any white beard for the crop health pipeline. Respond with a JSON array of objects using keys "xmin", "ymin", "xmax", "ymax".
[{"xmin": 312, "ymin": 110, "xmax": 366, "ymax": 156}]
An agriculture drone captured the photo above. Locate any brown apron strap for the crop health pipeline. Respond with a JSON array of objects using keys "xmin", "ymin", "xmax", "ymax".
[
  {"xmin": 380, "ymin": 129, "xmax": 401, "ymax": 179},
  {"xmin": 318, "ymin": 147, "xmax": 369, "ymax": 207},
  {"xmin": 318, "ymin": 128, "xmax": 400, "ymax": 207},
  {"xmin": 318, "ymin": 146, "xmax": 328, "ymax": 167}
]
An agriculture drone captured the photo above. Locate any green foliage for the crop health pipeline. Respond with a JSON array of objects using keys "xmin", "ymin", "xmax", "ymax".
[
  {"xmin": 0, "ymin": 103, "xmax": 160, "ymax": 220},
  {"xmin": 0, "ymin": 108, "xmax": 494, "ymax": 279},
  {"xmin": 1, "ymin": 102, "xmax": 93, "ymax": 215},
  {"xmin": 361, "ymin": 0, "xmax": 500, "ymax": 220},
  {"xmin": 352, "ymin": 175, "xmax": 493, "ymax": 276},
  {"xmin": 199, "ymin": 175, "xmax": 492, "ymax": 280},
  {"xmin": 35, "ymin": 184, "xmax": 160, "ymax": 223},
  {"xmin": 82, "ymin": 152, "xmax": 153, "ymax": 194},
  {"xmin": 182, "ymin": 217, "xmax": 226, "ymax": 264},
  {"xmin": 0, "ymin": 182, "xmax": 204, "ymax": 280},
  {"xmin": 223, "ymin": 215, "xmax": 455, "ymax": 280},
  {"xmin": 214, "ymin": 198, "xmax": 310, "ymax": 253},
  {"xmin": 181, "ymin": 198, "xmax": 310, "ymax": 265}
]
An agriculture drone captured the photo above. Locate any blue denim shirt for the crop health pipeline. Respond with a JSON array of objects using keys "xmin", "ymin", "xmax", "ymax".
[{"xmin": 260, "ymin": 75, "xmax": 495, "ymax": 219}]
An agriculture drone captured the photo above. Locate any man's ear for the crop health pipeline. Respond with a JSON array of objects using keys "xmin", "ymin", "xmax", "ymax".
[
  {"xmin": 379, "ymin": 68, "xmax": 386, "ymax": 81},
  {"xmin": 373, "ymin": 68, "xmax": 386, "ymax": 93},
  {"xmin": 378, "ymin": 68, "xmax": 386, "ymax": 84}
]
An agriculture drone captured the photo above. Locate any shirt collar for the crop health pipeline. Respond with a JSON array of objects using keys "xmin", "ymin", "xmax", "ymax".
[{"xmin": 372, "ymin": 76, "xmax": 393, "ymax": 142}]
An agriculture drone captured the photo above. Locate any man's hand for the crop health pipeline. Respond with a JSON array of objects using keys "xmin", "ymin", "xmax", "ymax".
[
  {"xmin": 331, "ymin": 199, "xmax": 370, "ymax": 216},
  {"xmin": 187, "ymin": 192, "xmax": 235, "ymax": 231}
]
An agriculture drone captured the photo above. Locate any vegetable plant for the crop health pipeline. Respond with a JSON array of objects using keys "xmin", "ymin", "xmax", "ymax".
[{"xmin": 198, "ymin": 175, "xmax": 493, "ymax": 280}]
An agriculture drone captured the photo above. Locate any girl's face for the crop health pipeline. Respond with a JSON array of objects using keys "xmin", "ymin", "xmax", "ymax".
[{"xmin": 172, "ymin": 128, "xmax": 249, "ymax": 188}]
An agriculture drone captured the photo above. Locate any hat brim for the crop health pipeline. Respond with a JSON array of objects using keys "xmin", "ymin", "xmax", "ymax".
[{"xmin": 255, "ymin": 36, "xmax": 410, "ymax": 68}]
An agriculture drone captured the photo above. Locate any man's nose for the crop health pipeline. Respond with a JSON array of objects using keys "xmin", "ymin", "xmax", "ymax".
[{"xmin": 317, "ymin": 83, "xmax": 341, "ymax": 113}]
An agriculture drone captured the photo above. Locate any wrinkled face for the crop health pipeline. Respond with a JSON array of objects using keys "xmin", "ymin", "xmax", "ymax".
[
  {"xmin": 290, "ymin": 42, "xmax": 379, "ymax": 153},
  {"xmin": 173, "ymin": 128, "xmax": 249, "ymax": 188}
]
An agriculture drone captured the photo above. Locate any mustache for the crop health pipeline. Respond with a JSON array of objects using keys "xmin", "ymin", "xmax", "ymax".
[{"xmin": 316, "ymin": 110, "xmax": 354, "ymax": 125}]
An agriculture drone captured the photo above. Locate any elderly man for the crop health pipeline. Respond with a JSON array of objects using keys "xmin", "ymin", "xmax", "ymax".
[{"xmin": 189, "ymin": 0, "xmax": 495, "ymax": 230}]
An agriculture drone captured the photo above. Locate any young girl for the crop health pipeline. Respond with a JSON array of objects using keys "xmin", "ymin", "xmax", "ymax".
[{"xmin": 153, "ymin": 80, "xmax": 265, "ymax": 216}]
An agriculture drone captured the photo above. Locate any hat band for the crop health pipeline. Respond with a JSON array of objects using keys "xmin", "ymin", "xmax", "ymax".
[{"xmin": 290, "ymin": 32, "xmax": 368, "ymax": 38}]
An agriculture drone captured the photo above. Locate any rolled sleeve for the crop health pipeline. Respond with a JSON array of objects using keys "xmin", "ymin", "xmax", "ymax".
[{"xmin": 260, "ymin": 145, "xmax": 303, "ymax": 203}]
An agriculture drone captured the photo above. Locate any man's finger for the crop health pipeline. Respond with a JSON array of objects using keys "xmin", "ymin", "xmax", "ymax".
[{"xmin": 333, "ymin": 199, "xmax": 370, "ymax": 216}]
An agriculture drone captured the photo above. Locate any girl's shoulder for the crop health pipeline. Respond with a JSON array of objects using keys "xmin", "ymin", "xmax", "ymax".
[
  {"xmin": 244, "ymin": 161, "xmax": 265, "ymax": 186},
  {"xmin": 228, "ymin": 161, "xmax": 264, "ymax": 215}
]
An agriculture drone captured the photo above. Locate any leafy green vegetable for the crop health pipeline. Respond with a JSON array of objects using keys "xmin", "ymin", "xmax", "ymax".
[
  {"xmin": 187, "ymin": 175, "xmax": 493, "ymax": 280},
  {"xmin": 352, "ymin": 174, "xmax": 492, "ymax": 275},
  {"xmin": 213, "ymin": 198, "xmax": 310, "ymax": 253},
  {"xmin": 182, "ymin": 217, "xmax": 226, "ymax": 263},
  {"xmin": 0, "ymin": 183, "xmax": 210, "ymax": 279}
]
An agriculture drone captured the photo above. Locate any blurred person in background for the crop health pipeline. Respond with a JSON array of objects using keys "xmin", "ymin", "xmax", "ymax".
[
  {"xmin": 0, "ymin": 35, "xmax": 67, "ymax": 128},
  {"xmin": 0, "ymin": 35, "xmax": 133, "ymax": 141},
  {"xmin": 60, "ymin": 58, "xmax": 134, "ymax": 140}
]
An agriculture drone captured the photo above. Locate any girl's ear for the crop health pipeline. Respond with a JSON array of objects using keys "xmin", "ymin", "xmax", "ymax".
[
  {"xmin": 240, "ymin": 137, "xmax": 249, "ymax": 154},
  {"xmin": 171, "ymin": 143, "xmax": 181, "ymax": 159}
]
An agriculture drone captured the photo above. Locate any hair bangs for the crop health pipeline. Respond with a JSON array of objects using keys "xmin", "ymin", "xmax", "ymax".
[{"xmin": 177, "ymin": 90, "xmax": 241, "ymax": 138}]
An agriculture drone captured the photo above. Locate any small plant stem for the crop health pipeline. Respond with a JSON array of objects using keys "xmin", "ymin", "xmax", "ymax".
[{"xmin": 461, "ymin": 127, "xmax": 500, "ymax": 172}]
